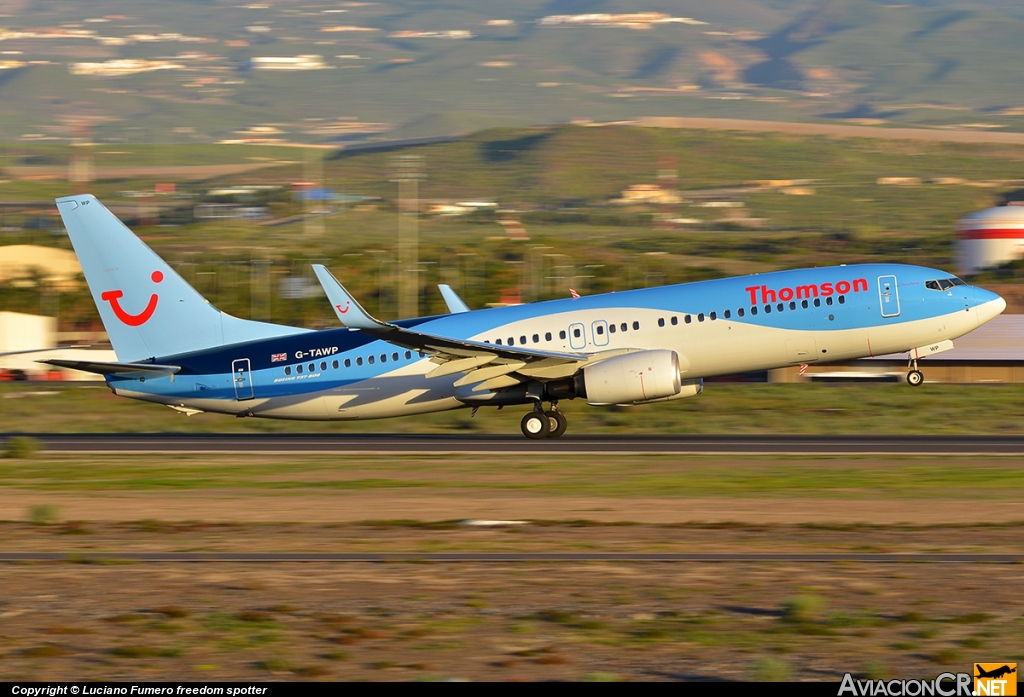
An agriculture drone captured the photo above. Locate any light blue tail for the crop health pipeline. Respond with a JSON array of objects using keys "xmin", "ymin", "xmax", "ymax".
[{"xmin": 56, "ymin": 194, "xmax": 308, "ymax": 362}]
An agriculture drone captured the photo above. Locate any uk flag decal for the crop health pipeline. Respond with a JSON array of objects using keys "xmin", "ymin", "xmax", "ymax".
[{"xmin": 271, "ymin": 353, "xmax": 287, "ymax": 363}]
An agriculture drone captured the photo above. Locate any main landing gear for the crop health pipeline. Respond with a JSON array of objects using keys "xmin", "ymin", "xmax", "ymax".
[
  {"xmin": 907, "ymin": 357, "xmax": 924, "ymax": 387},
  {"xmin": 521, "ymin": 402, "xmax": 568, "ymax": 439}
]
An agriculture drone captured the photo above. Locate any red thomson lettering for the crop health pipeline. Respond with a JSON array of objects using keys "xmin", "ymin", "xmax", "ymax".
[{"xmin": 749, "ymin": 277, "xmax": 869, "ymax": 304}]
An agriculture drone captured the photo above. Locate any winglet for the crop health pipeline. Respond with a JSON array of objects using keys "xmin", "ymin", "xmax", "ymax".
[
  {"xmin": 312, "ymin": 264, "xmax": 387, "ymax": 330},
  {"xmin": 438, "ymin": 284, "xmax": 470, "ymax": 314}
]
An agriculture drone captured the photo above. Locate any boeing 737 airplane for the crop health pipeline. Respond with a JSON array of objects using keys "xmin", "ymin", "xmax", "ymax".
[{"xmin": 44, "ymin": 194, "xmax": 1006, "ymax": 439}]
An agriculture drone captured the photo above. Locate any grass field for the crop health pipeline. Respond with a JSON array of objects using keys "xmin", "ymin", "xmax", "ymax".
[{"xmin": 0, "ymin": 447, "xmax": 1021, "ymax": 681}]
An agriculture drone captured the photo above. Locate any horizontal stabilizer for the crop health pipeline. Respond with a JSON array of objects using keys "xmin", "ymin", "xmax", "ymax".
[
  {"xmin": 38, "ymin": 359, "xmax": 180, "ymax": 379},
  {"xmin": 438, "ymin": 284, "xmax": 471, "ymax": 314}
]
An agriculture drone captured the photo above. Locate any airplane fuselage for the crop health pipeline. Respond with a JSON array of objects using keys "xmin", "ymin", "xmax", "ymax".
[{"xmin": 110, "ymin": 263, "xmax": 1005, "ymax": 420}]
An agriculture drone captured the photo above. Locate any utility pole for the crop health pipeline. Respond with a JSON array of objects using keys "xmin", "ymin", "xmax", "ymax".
[
  {"xmin": 304, "ymin": 148, "xmax": 325, "ymax": 236},
  {"xmin": 392, "ymin": 154, "xmax": 424, "ymax": 319}
]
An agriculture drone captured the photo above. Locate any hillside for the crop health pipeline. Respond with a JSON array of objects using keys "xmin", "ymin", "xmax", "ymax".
[{"xmin": 0, "ymin": 0, "xmax": 1021, "ymax": 144}]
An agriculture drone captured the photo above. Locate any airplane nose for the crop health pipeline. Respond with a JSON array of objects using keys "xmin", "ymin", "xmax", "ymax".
[{"xmin": 974, "ymin": 288, "xmax": 1006, "ymax": 326}]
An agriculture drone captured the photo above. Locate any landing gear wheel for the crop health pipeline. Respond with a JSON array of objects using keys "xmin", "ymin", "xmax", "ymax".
[
  {"xmin": 545, "ymin": 410, "xmax": 568, "ymax": 439},
  {"xmin": 907, "ymin": 370, "xmax": 924, "ymax": 387},
  {"xmin": 521, "ymin": 411, "xmax": 550, "ymax": 439}
]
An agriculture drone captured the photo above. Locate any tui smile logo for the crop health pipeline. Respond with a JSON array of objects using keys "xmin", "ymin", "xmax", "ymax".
[
  {"xmin": 336, "ymin": 301, "xmax": 350, "ymax": 314},
  {"xmin": 101, "ymin": 270, "xmax": 163, "ymax": 326}
]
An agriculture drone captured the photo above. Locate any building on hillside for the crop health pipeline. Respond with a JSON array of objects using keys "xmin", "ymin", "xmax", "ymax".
[
  {"xmin": 0, "ymin": 245, "xmax": 82, "ymax": 290},
  {"xmin": 249, "ymin": 55, "xmax": 328, "ymax": 70}
]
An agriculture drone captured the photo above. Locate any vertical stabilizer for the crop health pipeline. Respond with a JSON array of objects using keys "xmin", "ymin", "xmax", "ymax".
[{"xmin": 56, "ymin": 195, "xmax": 308, "ymax": 361}]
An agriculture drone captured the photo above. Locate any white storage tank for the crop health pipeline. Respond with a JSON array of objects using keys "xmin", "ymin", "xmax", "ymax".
[{"xmin": 957, "ymin": 205, "xmax": 1024, "ymax": 275}]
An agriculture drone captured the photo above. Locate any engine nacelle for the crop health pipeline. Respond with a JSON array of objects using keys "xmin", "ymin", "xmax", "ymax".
[{"xmin": 577, "ymin": 349, "xmax": 682, "ymax": 405}]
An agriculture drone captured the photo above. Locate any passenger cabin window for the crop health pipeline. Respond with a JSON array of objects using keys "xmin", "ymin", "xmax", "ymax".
[
  {"xmin": 633, "ymin": 321, "xmax": 640, "ymax": 330},
  {"xmin": 596, "ymin": 325, "xmax": 605, "ymax": 335},
  {"xmin": 508, "ymin": 337, "xmax": 514, "ymax": 346},
  {"xmin": 751, "ymin": 306, "xmax": 758, "ymax": 316},
  {"xmin": 620, "ymin": 323, "xmax": 628, "ymax": 332},
  {"xmin": 737, "ymin": 308, "xmax": 745, "ymax": 317},
  {"xmin": 296, "ymin": 364, "xmax": 303, "ymax": 374},
  {"xmin": 826, "ymin": 296, "xmax": 833, "ymax": 306},
  {"xmin": 573, "ymin": 328, "xmax": 582, "ymax": 338},
  {"xmin": 789, "ymin": 301, "xmax": 796, "ymax": 310},
  {"xmin": 392, "ymin": 352, "xmax": 399, "ymax": 361},
  {"xmin": 609, "ymin": 324, "xmax": 616, "ymax": 333},
  {"xmin": 545, "ymin": 332, "xmax": 552, "ymax": 341},
  {"xmin": 658, "ymin": 318, "xmax": 665, "ymax": 327},
  {"xmin": 380, "ymin": 354, "xmax": 387, "ymax": 363},
  {"xmin": 332, "ymin": 360, "xmax": 339, "ymax": 369},
  {"xmin": 813, "ymin": 298, "xmax": 821, "ymax": 307},
  {"xmin": 520, "ymin": 336, "xmax": 527, "ymax": 345},
  {"xmin": 777, "ymin": 303, "xmax": 784, "ymax": 312},
  {"xmin": 764, "ymin": 305, "xmax": 772, "ymax": 314},
  {"xmin": 368, "ymin": 356, "xmax": 374, "ymax": 365},
  {"xmin": 405, "ymin": 351, "xmax": 412, "ymax": 359},
  {"xmin": 308, "ymin": 363, "xmax": 315, "ymax": 372},
  {"xmin": 356, "ymin": 357, "xmax": 363, "ymax": 366},
  {"xmin": 685, "ymin": 315, "xmax": 692, "ymax": 324},
  {"xmin": 724, "ymin": 309, "xmax": 731, "ymax": 319},
  {"xmin": 801, "ymin": 300, "xmax": 809, "ymax": 309},
  {"xmin": 697, "ymin": 313, "xmax": 704, "ymax": 322},
  {"xmin": 838, "ymin": 296, "xmax": 846, "ymax": 305},
  {"xmin": 320, "ymin": 361, "xmax": 327, "ymax": 370},
  {"xmin": 559, "ymin": 330, "xmax": 566, "ymax": 340},
  {"xmin": 284, "ymin": 366, "xmax": 291, "ymax": 376},
  {"xmin": 710, "ymin": 311, "xmax": 717, "ymax": 321},
  {"xmin": 344, "ymin": 358, "xmax": 351, "ymax": 368},
  {"xmin": 532, "ymin": 334, "xmax": 539, "ymax": 343},
  {"xmin": 496, "ymin": 339, "xmax": 502, "ymax": 345},
  {"xmin": 671, "ymin": 316, "xmax": 678, "ymax": 325}
]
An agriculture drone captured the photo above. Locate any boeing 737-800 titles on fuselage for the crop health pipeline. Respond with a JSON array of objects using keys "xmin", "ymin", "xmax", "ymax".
[{"xmin": 44, "ymin": 195, "xmax": 1006, "ymax": 439}]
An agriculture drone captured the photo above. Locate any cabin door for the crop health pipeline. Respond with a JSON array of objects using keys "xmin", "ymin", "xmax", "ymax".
[
  {"xmin": 878, "ymin": 275, "xmax": 900, "ymax": 318},
  {"xmin": 232, "ymin": 358, "xmax": 254, "ymax": 400},
  {"xmin": 568, "ymin": 322, "xmax": 587, "ymax": 349}
]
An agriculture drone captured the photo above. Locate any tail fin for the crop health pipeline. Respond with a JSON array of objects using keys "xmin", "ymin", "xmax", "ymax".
[{"xmin": 56, "ymin": 195, "xmax": 308, "ymax": 361}]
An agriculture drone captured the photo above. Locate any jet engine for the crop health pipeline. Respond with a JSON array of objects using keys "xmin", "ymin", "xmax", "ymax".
[{"xmin": 576, "ymin": 349, "xmax": 683, "ymax": 406}]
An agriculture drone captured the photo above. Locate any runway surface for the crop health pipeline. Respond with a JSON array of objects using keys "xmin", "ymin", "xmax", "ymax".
[
  {"xmin": 8, "ymin": 433, "xmax": 1024, "ymax": 455},
  {"xmin": 1, "ymin": 552, "xmax": 1021, "ymax": 563}
]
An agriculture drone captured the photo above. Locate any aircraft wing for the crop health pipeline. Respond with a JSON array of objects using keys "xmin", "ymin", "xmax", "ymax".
[
  {"xmin": 312, "ymin": 265, "xmax": 632, "ymax": 389},
  {"xmin": 37, "ymin": 359, "xmax": 181, "ymax": 379},
  {"xmin": 438, "ymin": 284, "xmax": 471, "ymax": 314}
]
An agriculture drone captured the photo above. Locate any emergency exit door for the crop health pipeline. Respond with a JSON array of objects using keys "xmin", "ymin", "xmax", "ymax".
[
  {"xmin": 878, "ymin": 275, "xmax": 900, "ymax": 318},
  {"xmin": 232, "ymin": 358, "xmax": 254, "ymax": 400}
]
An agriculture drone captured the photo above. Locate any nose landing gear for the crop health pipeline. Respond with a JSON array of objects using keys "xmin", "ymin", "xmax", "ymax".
[
  {"xmin": 521, "ymin": 402, "xmax": 569, "ymax": 439},
  {"xmin": 907, "ymin": 357, "xmax": 924, "ymax": 387}
]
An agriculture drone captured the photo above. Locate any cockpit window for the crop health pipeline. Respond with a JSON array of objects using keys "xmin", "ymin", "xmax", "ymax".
[{"xmin": 927, "ymin": 277, "xmax": 966, "ymax": 291}]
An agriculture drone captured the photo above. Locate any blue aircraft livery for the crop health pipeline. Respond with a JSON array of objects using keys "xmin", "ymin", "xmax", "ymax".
[{"xmin": 45, "ymin": 194, "xmax": 1006, "ymax": 439}]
